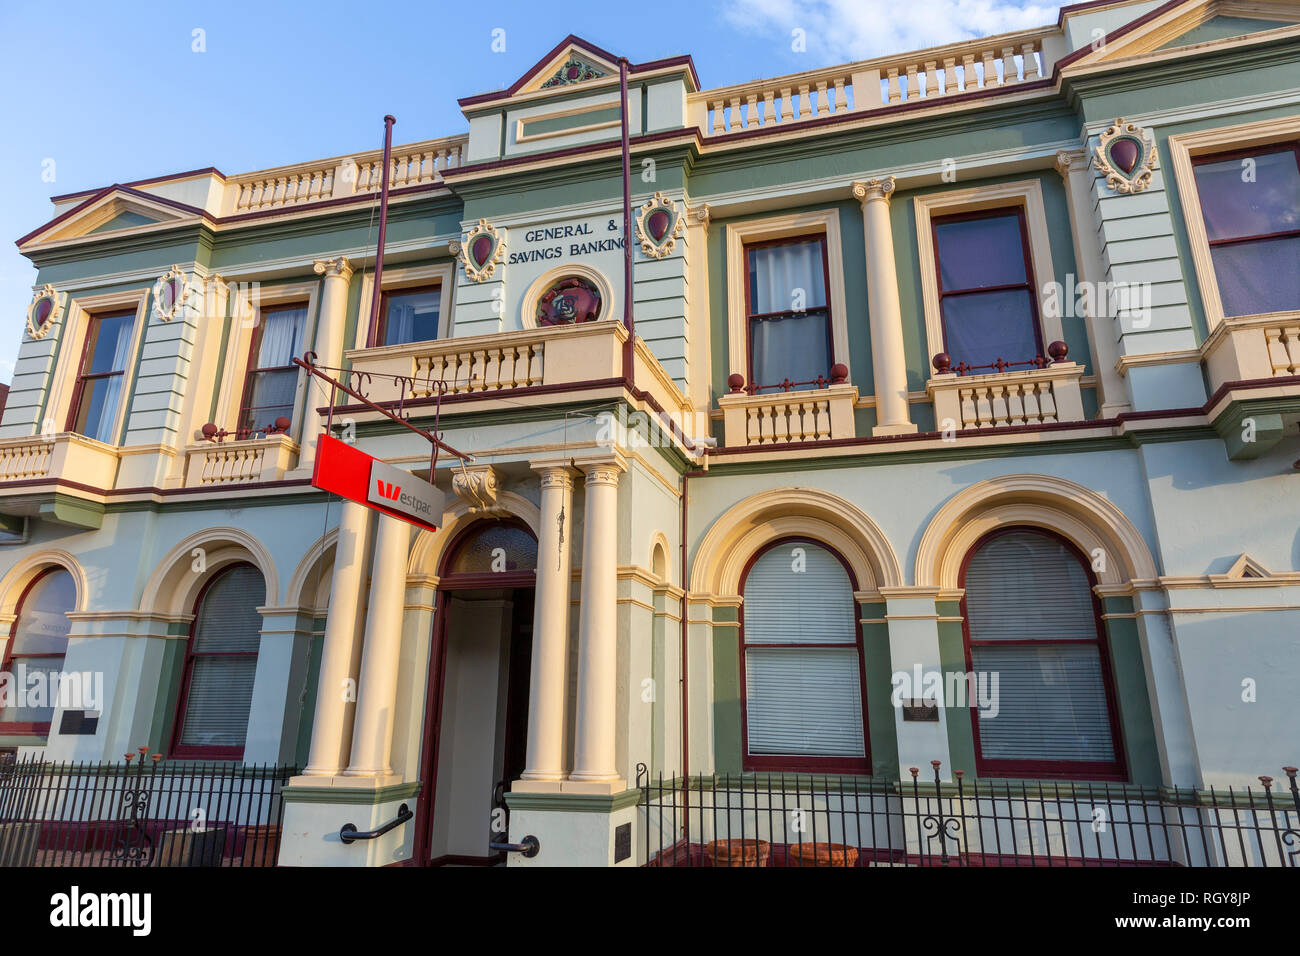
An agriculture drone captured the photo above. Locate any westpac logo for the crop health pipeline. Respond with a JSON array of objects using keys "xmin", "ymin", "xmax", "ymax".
[
  {"xmin": 50, "ymin": 886, "xmax": 151, "ymax": 936},
  {"xmin": 375, "ymin": 479, "xmax": 402, "ymax": 501}
]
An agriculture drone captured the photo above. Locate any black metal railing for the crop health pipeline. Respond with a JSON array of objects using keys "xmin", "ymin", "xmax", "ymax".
[
  {"xmin": 0, "ymin": 749, "xmax": 296, "ymax": 867},
  {"xmin": 637, "ymin": 761, "xmax": 1300, "ymax": 867}
]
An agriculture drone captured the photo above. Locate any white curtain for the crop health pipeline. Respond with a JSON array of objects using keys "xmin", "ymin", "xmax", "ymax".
[
  {"xmin": 257, "ymin": 307, "xmax": 306, "ymax": 368},
  {"xmin": 747, "ymin": 241, "xmax": 831, "ymax": 390},
  {"xmin": 748, "ymin": 241, "xmax": 827, "ymax": 314},
  {"xmin": 89, "ymin": 317, "xmax": 136, "ymax": 443}
]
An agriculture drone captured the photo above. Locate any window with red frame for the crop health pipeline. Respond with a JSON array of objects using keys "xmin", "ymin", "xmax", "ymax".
[
  {"xmin": 239, "ymin": 304, "xmax": 308, "ymax": 432},
  {"xmin": 66, "ymin": 310, "xmax": 135, "ymax": 444},
  {"xmin": 1192, "ymin": 143, "xmax": 1300, "ymax": 318},
  {"xmin": 171, "ymin": 564, "xmax": 264, "ymax": 759},
  {"xmin": 0, "ymin": 568, "xmax": 75, "ymax": 734},
  {"xmin": 961, "ymin": 528, "xmax": 1126, "ymax": 780},
  {"xmin": 744, "ymin": 237, "xmax": 835, "ymax": 394},
  {"xmin": 739, "ymin": 539, "xmax": 868, "ymax": 773},
  {"xmin": 931, "ymin": 207, "xmax": 1044, "ymax": 370},
  {"xmin": 378, "ymin": 284, "xmax": 441, "ymax": 346}
]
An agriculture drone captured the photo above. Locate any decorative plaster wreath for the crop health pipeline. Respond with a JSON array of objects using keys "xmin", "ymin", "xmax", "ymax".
[
  {"xmin": 26, "ymin": 284, "xmax": 62, "ymax": 340},
  {"xmin": 457, "ymin": 219, "xmax": 507, "ymax": 283},
  {"xmin": 633, "ymin": 192, "xmax": 685, "ymax": 259},
  {"xmin": 151, "ymin": 265, "xmax": 195, "ymax": 322},
  {"xmin": 1093, "ymin": 118, "xmax": 1157, "ymax": 195}
]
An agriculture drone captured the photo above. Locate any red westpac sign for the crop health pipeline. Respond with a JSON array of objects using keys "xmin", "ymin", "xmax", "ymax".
[{"xmin": 312, "ymin": 433, "xmax": 445, "ymax": 532}]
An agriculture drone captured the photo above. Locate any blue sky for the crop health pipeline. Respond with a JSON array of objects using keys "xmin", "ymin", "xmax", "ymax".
[{"xmin": 0, "ymin": 0, "xmax": 1063, "ymax": 383}]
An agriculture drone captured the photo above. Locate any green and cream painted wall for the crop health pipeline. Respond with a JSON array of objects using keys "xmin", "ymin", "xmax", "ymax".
[{"xmin": 1, "ymin": 0, "xmax": 1298, "ymax": 865}]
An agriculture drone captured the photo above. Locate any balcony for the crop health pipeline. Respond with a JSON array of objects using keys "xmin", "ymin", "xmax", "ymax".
[
  {"xmin": 1203, "ymin": 315, "xmax": 1300, "ymax": 393},
  {"xmin": 344, "ymin": 320, "xmax": 694, "ymax": 436},
  {"xmin": 182, "ymin": 434, "xmax": 299, "ymax": 487},
  {"xmin": 927, "ymin": 351, "xmax": 1086, "ymax": 431},
  {"xmin": 717, "ymin": 370, "xmax": 857, "ymax": 447},
  {"xmin": 0, "ymin": 433, "xmax": 119, "ymax": 487},
  {"xmin": 1202, "ymin": 315, "xmax": 1300, "ymax": 459}
]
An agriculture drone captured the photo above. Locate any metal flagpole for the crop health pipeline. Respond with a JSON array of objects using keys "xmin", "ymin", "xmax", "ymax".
[
  {"xmin": 365, "ymin": 114, "xmax": 397, "ymax": 348},
  {"xmin": 619, "ymin": 59, "xmax": 635, "ymax": 389}
]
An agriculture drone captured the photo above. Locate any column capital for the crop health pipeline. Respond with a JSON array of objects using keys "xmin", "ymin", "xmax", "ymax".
[
  {"xmin": 1054, "ymin": 148, "xmax": 1087, "ymax": 179},
  {"xmin": 852, "ymin": 176, "xmax": 896, "ymax": 206},
  {"xmin": 577, "ymin": 452, "xmax": 627, "ymax": 485},
  {"xmin": 313, "ymin": 256, "xmax": 354, "ymax": 282}
]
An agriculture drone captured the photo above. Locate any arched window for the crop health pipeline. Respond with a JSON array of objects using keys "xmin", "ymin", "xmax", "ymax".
[
  {"xmin": 740, "ymin": 539, "xmax": 867, "ymax": 772},
  {"xmin": 961, "ymin": 528, "xmax": 1124, "ymax": 779},
  {"xmin": 441, "ymin": 520, "xmax": 537, "ymax": 583},
  {"xmin": 0, "ymin": 568, "xmax": 75, "ymax": 732},
  {"xmin": 172, "ymin": 564, "xmax": 265, "ymax": 759}
]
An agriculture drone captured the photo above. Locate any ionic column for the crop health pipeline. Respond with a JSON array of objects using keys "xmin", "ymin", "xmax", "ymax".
[
  {"xmin": 853, "ymin": 177, "xmax": 917, "ymax": 436},
  {"xmin": 518, "ymin": 463, "xmax": 577, "ymax": 789},
  {"xmin": 302, "ymin": 500, "xmax": 373, "ymax": 776},
  {"xmin": 299, "ymin": 257, "xmax": 353, "ymax": 473},
  {"xmin": 567, "ymin": 455, "xmax": 626, "ymax": 791},
  {"xmin": 344, "ymin": 514, "xmax": 410, "ymax": 778}
]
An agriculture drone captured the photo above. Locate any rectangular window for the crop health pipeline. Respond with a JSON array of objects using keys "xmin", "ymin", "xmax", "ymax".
[
  {"xmin": 932, "ymin": 208, "xmax": 1043, "ymax": 370},
  {"xmin": 744, "ymin": 237, "xmax": 834, "ymax": 394},
  {"xmin": 239, "ymin": 304, "xmax": 307, "ymax": 433},
  {"xmin": 66, "ymin": 310, "xmax": 134, "ymax": 443},
  {"xmin": 378, "ymin": 285, "xmax": 441, "ymax": 346},
  {"xmin": 1192, "ymin": 144, "xmax": 1300, "ymax": 318}
]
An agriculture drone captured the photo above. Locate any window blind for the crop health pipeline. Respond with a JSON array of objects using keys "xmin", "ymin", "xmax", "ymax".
[
  {"xmin": 964, "ymin": 532, "xmax": 1097, "ymax": 641},
  {"xmin": 743, "ymin": 543, "xmax": 864, "ymax": 758},
  {"xmin": 179, "ymin": 566, "xmax": 265, "ymax": 749},
  {"xmin": 971, "ymin": 644, "xmax": 1114, "ymax": 762},
  {"xmin": 964, "ymin": 530, "xmax": 1116, "ymax": 765}
]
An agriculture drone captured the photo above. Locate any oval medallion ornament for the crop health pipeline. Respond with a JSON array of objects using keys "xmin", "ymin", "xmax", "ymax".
[
  {"xmin": 1093, "ymin": 118, "xmax": 1156, "ymax": 195},
  {"xmin": 26, "ymin": 284, "xmax": 62, "ymax": 340},
  {"xmin": 634, "ymin": 191, "xmax": 685, "ymax": 259},
  {"xmin": 537, "ymin": 277, "xmax": 602, "ymax": 326},
  {"xmin": 458, "ymin": 219, "xmax": 506, "ymax": 283},
  {"xmin": 152, "ymin": 265, "xmax": 194, "ymax": 322}
]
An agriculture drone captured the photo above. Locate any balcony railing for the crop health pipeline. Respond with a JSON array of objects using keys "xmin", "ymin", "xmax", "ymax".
[
  {"xmin": 223, "ymin": 133, "xmax": 468, "ymax": 216},
  {"xmin": 345, "ymin": 320, "xmax": 695, "ymax": 437},
  {"xmin": 718, "ymin": 368, "xmax": 857, "ymax": 447},
  {"xmin": 928, "ymin": 347, "xmax": 1085, "ymax": 430},
  {"xmin": 0, "ymin": 433, "xmax": 119, "ymax": 486},
  {"xmin": 183, "ymin": 433, "xmax": 299, "ymax": 487},
  {"xmin": 690, "ymin": 28, "xmax": 1050, "ymax": 136},
  {"xmin": 1203, "ymin": 315, "xmax": 1300, "ymax": 395}
]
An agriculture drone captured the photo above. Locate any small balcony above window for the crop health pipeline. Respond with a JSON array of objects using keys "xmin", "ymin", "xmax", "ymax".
[
  {"xmin": 718, "ymin": 365, "xmax": 857, "ymax": 447},
  {"xmin": 926, "ymin": 342, "xmax": 1085, "ymax": 430}
]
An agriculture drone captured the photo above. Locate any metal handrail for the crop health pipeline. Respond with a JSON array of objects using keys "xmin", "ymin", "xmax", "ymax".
[
  {"xmin": 489, "ymin": 835, "xmax": 540, "ymax": 858},
  {"xmin": 339, "ymin": 803, "xmax": 413, "ymax": 845}
]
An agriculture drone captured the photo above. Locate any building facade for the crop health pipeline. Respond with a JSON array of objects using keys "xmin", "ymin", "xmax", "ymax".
[{"xmin": 1, "ymin": 0, "xmax": 1298, "ymax": 867}]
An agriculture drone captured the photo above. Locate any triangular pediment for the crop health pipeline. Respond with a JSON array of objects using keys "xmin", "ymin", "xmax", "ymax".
[
  {"xmin": 19, "ymin": 185, "xmax": 204, "ymax": 248},
  {"xmin": 513, "ymin": 36, "xmax": 621, "ymax": 96},
  {"xmin": 1223, "ymin": 553, "xmax": 1271, "ymax": 579},
  {"xmin": 1071, "ymin": 0, "xmax": 1300, "ymax": 66}
]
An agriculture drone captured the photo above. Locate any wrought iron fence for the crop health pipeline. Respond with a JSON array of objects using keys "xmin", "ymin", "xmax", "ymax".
[
  {"xmin": 637, "ymin": 761, "xmax": 1300, "ymax": 867},
  {"xmin": 0, "ymin": 749, "xmax": 296, "ymax": 867}
]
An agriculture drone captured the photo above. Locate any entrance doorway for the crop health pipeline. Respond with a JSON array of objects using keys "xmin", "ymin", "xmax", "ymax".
[{"xmin": 414, "ymin": 519, "xmax": 537, "ymax": 866}]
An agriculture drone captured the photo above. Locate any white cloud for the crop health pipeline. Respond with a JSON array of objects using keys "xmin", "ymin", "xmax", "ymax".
[{"xmin": 722, "ymin": 0, "xmax": 1061, "ymax": 63}]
